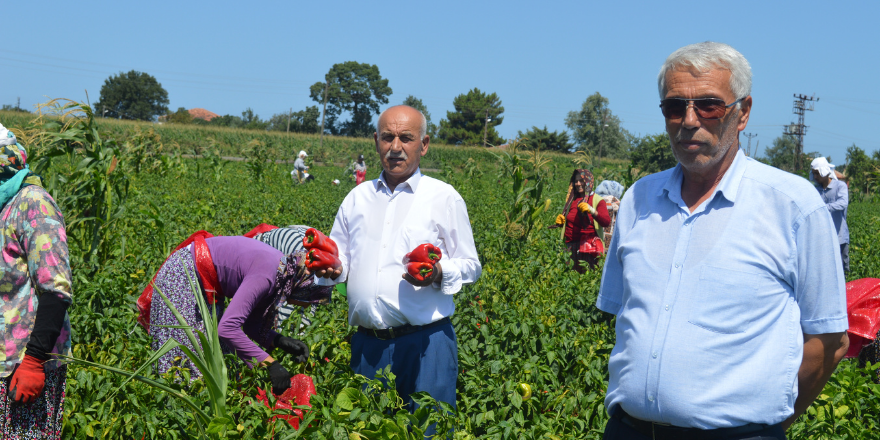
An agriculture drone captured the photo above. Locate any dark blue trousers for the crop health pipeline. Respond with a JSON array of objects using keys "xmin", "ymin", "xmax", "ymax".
[{"xmin": 350, "ymin": 320, "xmax": 457, "ymax": 435}]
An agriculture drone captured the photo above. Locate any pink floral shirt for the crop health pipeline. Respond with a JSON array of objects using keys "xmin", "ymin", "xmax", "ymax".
[{"xmin": 0, "ymin": 186, "xmax": 72, "ymax": 377}]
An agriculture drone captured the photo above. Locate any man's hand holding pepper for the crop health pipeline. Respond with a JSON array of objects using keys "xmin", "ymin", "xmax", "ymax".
[
  {"xmin": 403, "ymin": 262, "xmax": 442, "ymax": 287},
  {"xmin": 310, "ymin": 266, "xmax": 343, "ymax": 280}
]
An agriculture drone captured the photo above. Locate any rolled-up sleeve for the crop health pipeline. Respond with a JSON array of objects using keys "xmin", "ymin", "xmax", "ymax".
[
  {"xmin": 794, "ymin": 205, "xmax": 848, "ymax": 334},
  {"xmin": 438, "ymin": 198, "xmax": 481, "ymax": 295}
]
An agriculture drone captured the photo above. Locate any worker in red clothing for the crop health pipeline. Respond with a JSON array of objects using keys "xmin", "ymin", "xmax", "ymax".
[{"xmin": 555, "ymin": 169, "xmax": 611, "ymax": 272}]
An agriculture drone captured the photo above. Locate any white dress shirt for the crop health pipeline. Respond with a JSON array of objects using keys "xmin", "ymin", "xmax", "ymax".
[{"xmin": 318, "ymin": 169, "xmax": 481, "ymax": 329}]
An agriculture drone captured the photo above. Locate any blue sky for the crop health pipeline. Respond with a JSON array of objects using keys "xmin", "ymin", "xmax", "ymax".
[{"xmin": 3, "ymin": 1, "xmax": 878, "ymax": 163}]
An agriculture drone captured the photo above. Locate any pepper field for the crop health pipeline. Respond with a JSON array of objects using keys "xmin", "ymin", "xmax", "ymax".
[{"xmin": 3, "ymin": 108, "xmax": 879, "ymax": 439}]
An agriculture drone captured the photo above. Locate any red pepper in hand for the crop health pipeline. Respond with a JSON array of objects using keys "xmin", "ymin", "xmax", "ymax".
[
  {"xmin": 306, "ymin": 249, "xmax": 341, "ymax": 272},
  {"xmin": 8, "ymin": 355, "xmax": 45, "ymax": 404},
  {"xmin": 303, "ymin": 228, "xmax": 338, "ymax": 256},
  {"xmin": 403, "ymin": 243, "xmax": 442, "ymax": 265},
  {"xmin": 406, "ymin": 262, "xmax": 435, "ymax": 281}
]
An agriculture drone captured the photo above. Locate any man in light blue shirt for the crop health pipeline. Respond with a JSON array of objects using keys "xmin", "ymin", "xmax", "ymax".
[
  {"xmin": 598, "ymin": 42, "xmax": 849, "ymax": 440},
  {"xmin": 810, "ymin": 156, "xmax": 849, "ymax": 272}
]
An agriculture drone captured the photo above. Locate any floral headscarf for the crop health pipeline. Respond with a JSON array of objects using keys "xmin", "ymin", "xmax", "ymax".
[
  {"xmin": 259, "ymin": 251, "xmax": 333, "ymax": 337},
  {"xmin": 0, "ymin": 123, "xmax": 41, "ymax": 206},
  {"xmin": 563, "ymin": 169, "xmax": 594, "ymax": 215}
]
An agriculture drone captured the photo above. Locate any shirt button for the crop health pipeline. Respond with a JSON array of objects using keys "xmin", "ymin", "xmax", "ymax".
[
  {"xmin": 674, "ymin": 264, "xmax": 680, "ymax": 269},
  {"xmin": 652, "ymin": 351, "xmax": 658, "ymax": 358},
  {"xmin": 648, "ymin": 395, "xmax": 654, "ymax": 402},
  {"xmin": 665, "ymin": 305, "xmax": 669, "ymax": 311}
]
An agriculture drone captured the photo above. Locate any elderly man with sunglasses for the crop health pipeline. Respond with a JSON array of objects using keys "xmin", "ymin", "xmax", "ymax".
[{"xmin": 597, "ymin": 42, "xmax": 849, "ymax": 440}]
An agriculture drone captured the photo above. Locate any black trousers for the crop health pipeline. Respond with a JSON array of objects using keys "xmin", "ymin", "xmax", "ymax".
[{"xmin": 603, "ymin": 409, "xmax": 787, "ymax": 440}]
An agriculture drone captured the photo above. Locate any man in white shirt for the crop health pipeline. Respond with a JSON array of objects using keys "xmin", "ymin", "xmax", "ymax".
[{"xmin": 314, "ymin": 105, "xmax": 481, "ymax": 423}]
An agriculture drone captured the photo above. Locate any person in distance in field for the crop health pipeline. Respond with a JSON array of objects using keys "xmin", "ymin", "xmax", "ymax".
[
  {"xmin": 598, "ymin": 42, "xmax": 848, "ymax": 439},
  {"xmin": 147, "ymin": 236, "xmax": 330, "ymax": 395},
  {"xmin": 0, "ymin": 124, "xmax": 72, "ymax": 439},
  {"xmin": 292, "ymin": 150, "xmax": 309, "ymax": 184},
  {"xmin": 354, "ymin": 154, "xmax": 367, "ymax": 185},
  {"xmin": 809, "ymin": 157, "xmax": 850, "ymax": 272},
  {"xmin": 553, "ymin": 169, "xmax": 610, "ymax": 273},
  {"xmin": 313, "ymin": 105, "xmax": 481, "ymax": 437}
]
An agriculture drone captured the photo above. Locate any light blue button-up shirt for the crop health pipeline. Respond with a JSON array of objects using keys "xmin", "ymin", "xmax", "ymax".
[
  {"xmin": 815, "ymin": 178, "xmax": 849, "ymax": 244},
  {"xmin": 597, "ymin": 149, "xmax": 848, "ymax": 429}
]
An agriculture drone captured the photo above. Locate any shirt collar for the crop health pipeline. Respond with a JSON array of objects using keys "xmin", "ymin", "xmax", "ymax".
[
  {"xmin": 377, "ymin": 168, "xmax": 422, "ymax": 194},
  {"xmin": 663, "ymin": 148, "xmax": 749, "ymax": 205}
]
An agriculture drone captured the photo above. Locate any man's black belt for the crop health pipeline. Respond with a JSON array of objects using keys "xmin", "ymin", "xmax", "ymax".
[
  {"xmin": 357, "ymin": 317, "xmax": 450, "ymax": 340},
  {"xmin": 615, "ymin": 409, "xmax": 775, "ymax": 440}
]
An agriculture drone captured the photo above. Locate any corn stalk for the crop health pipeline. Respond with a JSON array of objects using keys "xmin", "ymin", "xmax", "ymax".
[
  {"xmin": 495, "ymin": 140, "xmax": 552, "ymax": 242},
  {"xmin": 59, "ymin": 264, "xmax": 233, "ymax": 438},
  {"xmin": 25, "ymin": 99, "xmax": 129, "ymax": 266}
]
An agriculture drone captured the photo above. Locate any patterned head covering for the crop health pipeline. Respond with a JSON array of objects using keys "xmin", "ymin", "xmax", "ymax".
[
  {"xmin": 569, "ymin": 169, "xmax": 594, "ymax": 195},
  {"xmin": 259, "ymin": 251, "xmax": 333, "ymax": 337},
  {"xmin": 595, "ymin": 180, "xmax": 625, "ymax": 200},
  {"xmin": 0, "ymin": 123, "xmax": 41, "ymax": 207},
  {"xmin": 0, "ymin": 124, "xmax": 28, "ymax": 179}
]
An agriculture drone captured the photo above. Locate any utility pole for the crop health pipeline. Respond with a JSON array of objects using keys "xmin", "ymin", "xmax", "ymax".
[
  {"xmin": 319, "ymin": 79, "xmax": 329, "ymax": 148},
  {"xmin": 743, "ymin": 133, "xmax": 757, "ymax": 156},
  {"xmin": 16, "ymin": 97, "xmax": 20, "ymax": 111},
  {"xmin": 287, "ymin": 107, "xmax": 292, "ymax": 133},
  {"xmin": 783, "ymin": 94, "xmax": 818, "ymax": 172},
  {"xmin": 482, "ymin": 108, "xmax": 490, "ymax": 148},
  {"xmin": 597, "ymin": 109, "xmax": 609, "ymax": 164}
]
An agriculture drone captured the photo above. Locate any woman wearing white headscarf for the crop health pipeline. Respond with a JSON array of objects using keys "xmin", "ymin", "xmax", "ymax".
[{"xmin": 810, "ymin": 156, "xmax": 850, "ymax": 271}]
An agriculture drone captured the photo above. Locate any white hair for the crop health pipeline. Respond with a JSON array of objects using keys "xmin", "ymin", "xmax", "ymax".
[
  {"xmin": 658, "ymin": 42, "xmax": 752, "ymax": 101},
  {"xmin": 376, "ymin": 105, "xmax": 428, "ymax": 138}
]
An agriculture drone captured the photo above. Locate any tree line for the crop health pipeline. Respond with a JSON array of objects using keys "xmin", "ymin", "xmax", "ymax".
[
  {"xmin": 78, "ymin": 65, "xmax": 652, "ymax": 158},
  {"xmin": 38, "ymin": 66, "xmax": 876, "ymax": 185}
]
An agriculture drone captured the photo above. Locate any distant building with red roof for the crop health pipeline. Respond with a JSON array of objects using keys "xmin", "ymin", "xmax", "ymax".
[{"xmin": 188, "ymin": 108, "xmax": 219, "ymax": 122}]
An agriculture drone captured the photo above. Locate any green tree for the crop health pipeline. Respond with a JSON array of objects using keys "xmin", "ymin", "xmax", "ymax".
[
  {"xmin": 762, "ymin": 133, "xmax": 820, "ymax": 174},
  {"xmin": 167, "ymin": 107, "xmax": 193, "ymax": 124},
  {"xmin": 762, "ymin": 135, "xmax": 798, "ymax": 172},
  {"xmin": 240, "ymin": 108, "xmax": 267, "ymax": 130},
  {"xmin": 267, "ymin": 106, "xmax": 320, "ymax": 133},
  {"xmin": 437, "ymin": 88, "xmax": 504, "ymax": 146},
  {"xmin": 845, "ymin": 144, "xmax": 877, "ymax": 194},
  {"xmin": 309, "ymin": 61, "xmax": 392, "ymax": 137},
  {"xmin": 565, "ymin": 92, "xmax": 629, "ymax": 159},
  {"xmin": 93, "ymin": 70, "xmax": 169, "ymax": 121},
  {"xmin": 630, "ymin": 133, "xmax": 676, "ymax": 174},
  {"xmin": 401, "ymin": 95, "xmax": 438, "ymax": 137},
  {"xmin": 515, "ymin": 126, "xmax": 573, "ymax": 152}
]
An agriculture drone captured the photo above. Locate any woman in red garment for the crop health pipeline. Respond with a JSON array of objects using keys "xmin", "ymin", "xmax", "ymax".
[{"xmin": 555, "ymin": 169, "xmax": 610, "ymax": 272}]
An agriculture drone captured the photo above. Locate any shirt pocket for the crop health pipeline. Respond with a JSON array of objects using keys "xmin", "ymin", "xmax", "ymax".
[
  {"xmin": 401, "ymin": 225, "xmax": 441, "ymax": 254},
  {"xmin": 687, "ymin": 266, "xmax": 762, "ymax": 334}
]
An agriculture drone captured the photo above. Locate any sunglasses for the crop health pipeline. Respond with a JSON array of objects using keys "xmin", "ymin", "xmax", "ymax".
[{"xmin": 659, "ymin": 97, "xmax": 742, "ymax": 121}]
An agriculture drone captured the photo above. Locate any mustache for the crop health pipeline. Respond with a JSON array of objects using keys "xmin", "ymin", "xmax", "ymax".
[
  {"xmin": 385, "ymin": 150, "xmax": 408, "ymax": 160},
  {"xmin": 673, "ymin": 132, "xmax": 709, "ymax": 144}
]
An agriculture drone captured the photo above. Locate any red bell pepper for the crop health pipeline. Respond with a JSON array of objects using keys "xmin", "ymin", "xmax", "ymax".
[
  {"xmin": 406, "ymin": 261, "xmax": 435, "ymax": 281},
  {"xmin": 306, "ymin": 249, "xmax": 341, "ymax": 272},
  {"xmin": 303, "ymin": 228, "xmax": 338, "ymax": 256},
  {"xmin": 402, "ymin": 243, "xmax": 442, "ymax": 265}
]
